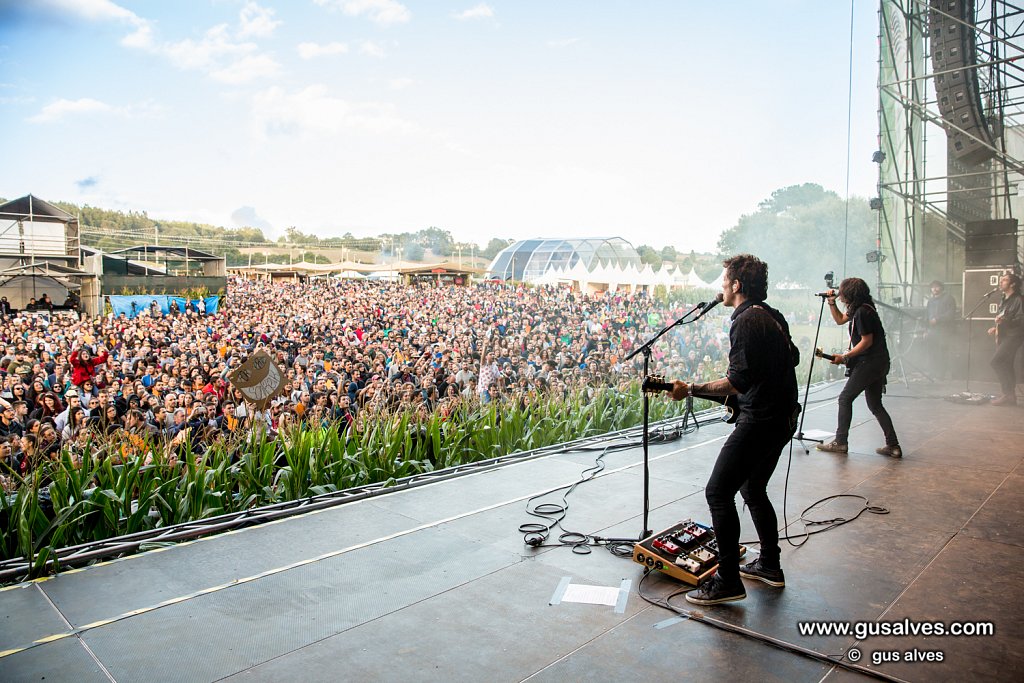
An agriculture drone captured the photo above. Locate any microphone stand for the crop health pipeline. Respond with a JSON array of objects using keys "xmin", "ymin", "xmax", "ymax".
[
  {"xmin": 962, "ymin": 290, "xmax": 997, "ymax": 394},
  {"xmin": 794, "ymin": 294, "xmax": 829, "ymax": 453},
  {"xmin": 623, "ymin": 300, "xmax": 709, "ymax": 541}
]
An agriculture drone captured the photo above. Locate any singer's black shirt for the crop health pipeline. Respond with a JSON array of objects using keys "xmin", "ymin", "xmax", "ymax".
[
  {"xmin": 726, "ymin": 300, "xmax": 799, "ymax": 424},
  {"xmin": 848, "ymin": 304, "xmax": 889, "ymax": 363}
]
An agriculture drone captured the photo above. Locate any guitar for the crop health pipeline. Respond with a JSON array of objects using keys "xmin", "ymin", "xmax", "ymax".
[
  {"xmin": 642, "ymin": 375, "xmax": 738, "ymax": 424},
  {"xmin": 815, "ymin": 347, "xmax": 853, "ymax": 377},
  {"xmin": 814, "ymin": 348, "xmax": 838, "ymax": 362}
]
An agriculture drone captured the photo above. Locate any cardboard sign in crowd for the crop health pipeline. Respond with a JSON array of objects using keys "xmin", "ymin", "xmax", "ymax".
[{"xmin": 226, "ymin": 349, "xmax": 286, "ymax": 411}]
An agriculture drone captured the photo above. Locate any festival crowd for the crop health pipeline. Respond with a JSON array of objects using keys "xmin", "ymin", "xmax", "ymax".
[{"xmin": 0, "ymin": 277, "xmax": 737, "ymax": 488}]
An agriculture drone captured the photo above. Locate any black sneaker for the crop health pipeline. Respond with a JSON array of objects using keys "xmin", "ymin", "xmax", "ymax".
[
  {"xmin": 685, "ymin": 575, "xmax": 746, "ymax": 605},
  {"xmin": 739, "ymin": 558, "xmax": 785, "ymax": 587}
]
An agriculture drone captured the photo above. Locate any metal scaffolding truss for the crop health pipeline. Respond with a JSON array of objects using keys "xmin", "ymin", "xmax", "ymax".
[{"xmin": 877, "ymin": 0, "xmax": 1024, "ymax": 304}]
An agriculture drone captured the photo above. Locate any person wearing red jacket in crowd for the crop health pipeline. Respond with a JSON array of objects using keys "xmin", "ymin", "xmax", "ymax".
[{"xmin": 70, "ymin": 344, "xmax": 109, "ymax": 388}]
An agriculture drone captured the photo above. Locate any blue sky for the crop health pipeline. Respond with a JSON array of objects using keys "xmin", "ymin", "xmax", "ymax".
[{"xmin": 0, "ymin": 1, "xmax": 880, "ymax": 251}]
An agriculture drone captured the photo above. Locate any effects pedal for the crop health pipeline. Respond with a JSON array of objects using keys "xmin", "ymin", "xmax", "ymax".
[{"xmin": 632, "ymin": 519, "xmax": 745, "ymax": 586}]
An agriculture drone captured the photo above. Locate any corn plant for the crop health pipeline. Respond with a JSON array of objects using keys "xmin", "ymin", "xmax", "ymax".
[{"xmin": 0, "ymin": 383, "xmax": 694, "ymax": 568}]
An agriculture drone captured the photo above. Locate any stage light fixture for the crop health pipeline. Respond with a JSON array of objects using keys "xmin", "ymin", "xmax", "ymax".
[
  {"xmin": 872, "ymin": 151, "xmax": 886, "ymax": 163},
  {"xmin": 865, "ymin": 250, "xmax": 885, "ymax": 263},
  {"xmin": 869, "ymin": 197, "xmax": 883, "ymax": 210}
]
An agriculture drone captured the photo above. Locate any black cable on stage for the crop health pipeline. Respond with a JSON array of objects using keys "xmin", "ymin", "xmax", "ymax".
[
  {"xmin": 517, "ymin": 407, "xmax": 714, "ymax": 555},
  {"xmin": 518, "ymin": 445, "xmax": 619, "ymax": 553},
  {"xmin": 634, "ymin": 570, "xmax": 911, "ymax": 683}
]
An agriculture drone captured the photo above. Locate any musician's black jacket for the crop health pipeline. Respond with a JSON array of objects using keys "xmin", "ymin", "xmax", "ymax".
[
  {"xmin": 726, "ymin": 299, "xmax": 799, "ymax": 424},
  {"xmin": 997, "ymin": 292, "xmax": 1024, "ymax": 337}
]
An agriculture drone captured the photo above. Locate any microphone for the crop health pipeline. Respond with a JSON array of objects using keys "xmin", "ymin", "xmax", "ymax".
[
  {"xmin": 985, "ymin": 288, "xmax": 1000, "ymax": 297},
  {"xmin": 699, "ymin": 293, "xmax": 724, "ymax": 316},
  {"xmin": 815, "ymin": 289, "xmax": 837, "ymax": 298}
]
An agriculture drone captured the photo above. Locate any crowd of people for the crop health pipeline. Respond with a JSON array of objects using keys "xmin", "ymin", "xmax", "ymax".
[{"xmin": 0, "ymin": 277, "xmax": 739, "ymax": 489}]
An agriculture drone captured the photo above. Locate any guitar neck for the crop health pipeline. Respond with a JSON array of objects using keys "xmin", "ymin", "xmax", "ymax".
[
  {"xmin": 642, "ymin": 378, "xmax": 728, "ymax": 406},
  {"xmin": 814, "ymin": 348, "xmax": 836, "ymax": 362}
]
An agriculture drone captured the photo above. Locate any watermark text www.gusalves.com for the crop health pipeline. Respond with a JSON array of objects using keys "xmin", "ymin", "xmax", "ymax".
[
  {"xmin": 797, "ymin": 618, "xmax": 995, "ymax": 665},
  {"xmin": 797, "ymin": 618, "xmax": 994, "ymax": 640}
]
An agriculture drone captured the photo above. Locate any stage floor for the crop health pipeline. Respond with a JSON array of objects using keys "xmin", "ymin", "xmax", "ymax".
[{"xmin": 1, "ymin": 379, "xmax": 1021, "ymax": 682}]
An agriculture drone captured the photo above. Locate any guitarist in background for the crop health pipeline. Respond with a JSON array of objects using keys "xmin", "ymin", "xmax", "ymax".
[
  {"xmin": 817, "ymin": 278, "xmax": 902, "ymax": 457},
  {"xmin": 987, "ymin": 272, "xmax": 1023, "ymax": 406},
  {"xmin": 666, "ymin": 254, "xmax": 800, "ymax": 606}
]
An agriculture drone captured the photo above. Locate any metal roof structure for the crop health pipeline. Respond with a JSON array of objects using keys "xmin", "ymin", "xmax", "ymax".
[{"xmin": 485, "ymin": 237, "xmax": 641, "ymax": 282}]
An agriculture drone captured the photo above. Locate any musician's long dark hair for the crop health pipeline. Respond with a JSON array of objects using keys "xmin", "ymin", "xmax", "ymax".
[{"xmin": 838, "ymin": 277, "xmax": 874, "ymax": 316}]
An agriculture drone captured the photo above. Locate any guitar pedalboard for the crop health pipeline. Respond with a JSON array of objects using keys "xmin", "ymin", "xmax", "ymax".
[{"xmin": 632, "ymin": 519, "xmax": 745, "ymax": 585}]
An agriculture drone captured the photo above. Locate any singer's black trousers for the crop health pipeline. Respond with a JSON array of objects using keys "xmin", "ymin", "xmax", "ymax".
[
  {"xmin": 991, "ymin": 333, "xmax": 1024, "ymax": 396},
  {"xmin": 705, "ymin": 418, "xmax": 794, "ymax": 584}
]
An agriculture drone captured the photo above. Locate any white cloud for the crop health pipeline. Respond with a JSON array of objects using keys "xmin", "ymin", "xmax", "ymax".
[
  {"xmin": 547, "ymin": 37, "xmax": 583, "ymax": 49},
  {"xmin": 315, "ymin": 0, "xmax": 411, "ymax": 26},
  {"xmin": 39, "ymin": 0, "xmax": 156, "ymax": 48},
  {"xmin": 359, "ymin": 41, "xmax": 386, "ymax": 58},
  {"xmin": 251, "ymin": 85, "xmax": 416, "ymax": 139},
  {"xmin": 211, "ymin": 54, "xmax": 282, "ymax": 84},
  {"xmin": 238, "ymin": 2, "xmax": 281, "ymax": 38},
  {"xmin": 39, "ymin": 0, "xmax": 140, "ymax": 23},
  {"xmin": 28, "ymin": 98, "xmax": 114, "ymax": 123},
  {"xmin": 453, "ymin": 3, "xmax": 494, "ymax": 21},
  {"xmin": 51, "ymin": 0, "xmax": 283, "ymax": 85},
  {"xmin": 162, "ymin": 25, "xmax": 251, "ymax": 70},
  {"xmin": 27, "ymin": 97, "xmax": 161, "ymax": 123},
  {"xmin": 154, "ymin": 24, "xmax": 281, "ymax": 84},
  {"xmin": 297, "ymin": 41, "xmax": 350, "ymax": 59},
  {"xmin": 121, "ymin": 22, "xmax": 154, "ymax": 49},
  {"xmin": 389, "ymin": 78, "xmax": 413, "ymax": 90},
  {"xmin": 0, "ymin": 95, "xmax": 36, "ymax": 106}
]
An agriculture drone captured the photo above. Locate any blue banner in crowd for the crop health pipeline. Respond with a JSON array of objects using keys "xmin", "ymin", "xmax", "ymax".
[{"xmin": 109, "ymin": 295, "xmax": 220, "ymax": 319}]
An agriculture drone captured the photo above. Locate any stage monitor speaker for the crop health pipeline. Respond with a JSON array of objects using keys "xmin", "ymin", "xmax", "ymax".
[
  {"xmin": 929, "ymin": 0, "xmax": 996, "ymax": 166},
  {"xmin": 966, "ymin": 250, "xmax": 1019, "ymax": 268},
  {"xmin": 964, "ymin": 219, "xmax": 1020, "ymax": 267},
  {"xmin": 965, "ymin": 218, "xmax": 1018, "ymax": 236},
  {"xmin": 965, "ymin": 233, "xmax": 1017, "ymax": 253},
  {"xmin": 963, "ymin": 268, "xmax": 1006, "ymax": 321}
]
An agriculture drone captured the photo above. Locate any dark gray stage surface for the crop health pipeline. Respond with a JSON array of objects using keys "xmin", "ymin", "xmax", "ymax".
[{"xmin": 1, "ymin": 380, "xmax": 1021, "ymax": 683}]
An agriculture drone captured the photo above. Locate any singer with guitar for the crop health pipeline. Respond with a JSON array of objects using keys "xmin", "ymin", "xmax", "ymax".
[
  {"xmin": 817, "ymin": 278, "xmax": 902, "ymax": 457},
  {"xmin": 655, "ymin": 254, "xmax": 800, "ymax": 606},
  {"xmin": 987, "ymin": 272, "xmax": 1023, "ymax": 407}
]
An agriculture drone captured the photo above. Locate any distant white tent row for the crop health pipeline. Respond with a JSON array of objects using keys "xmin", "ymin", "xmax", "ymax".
[{"xmin": 533, "ymin": 261, "xmax": 717, "ymax": 293}]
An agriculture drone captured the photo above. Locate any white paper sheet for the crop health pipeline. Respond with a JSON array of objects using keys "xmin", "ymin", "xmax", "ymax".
[{"xmin": 560, "ymin": 583, "xmax": 621, "ymax": 606}]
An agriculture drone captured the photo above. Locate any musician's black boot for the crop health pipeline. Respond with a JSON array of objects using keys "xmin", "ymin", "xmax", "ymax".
[
  {"xmin": 875, "ymin": 444, "xmax": 902, "ymax": 458},
  {"xmin": 685, "ymin": 574, "xmax": 746, "ymax": 605},
  {"xmin": 739, "ymin": 558, "xmax": 785, "ymax": 587}
]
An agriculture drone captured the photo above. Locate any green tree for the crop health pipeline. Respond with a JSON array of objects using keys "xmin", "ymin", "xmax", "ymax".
[
  {"xmin": 636, "ymin": 245, "xmax": 662, "ymax": 269},
  {"xmin": 404, "ymin": 243, "xmax": 425, "ymax": 261},
  {"xmin": 482, "ymin": 238, "xmax": 511, "ymax": 259},
  {"xmin": 660, "ymin": 245, "xmax": 678, "ymax": 262},
  {"xmin": 717, "ymin": 184, "xmax": 876, "ymax": 288},
  {"xmin": 419, "ymin": 227, "xmax": 455, "ymax": 255}
]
